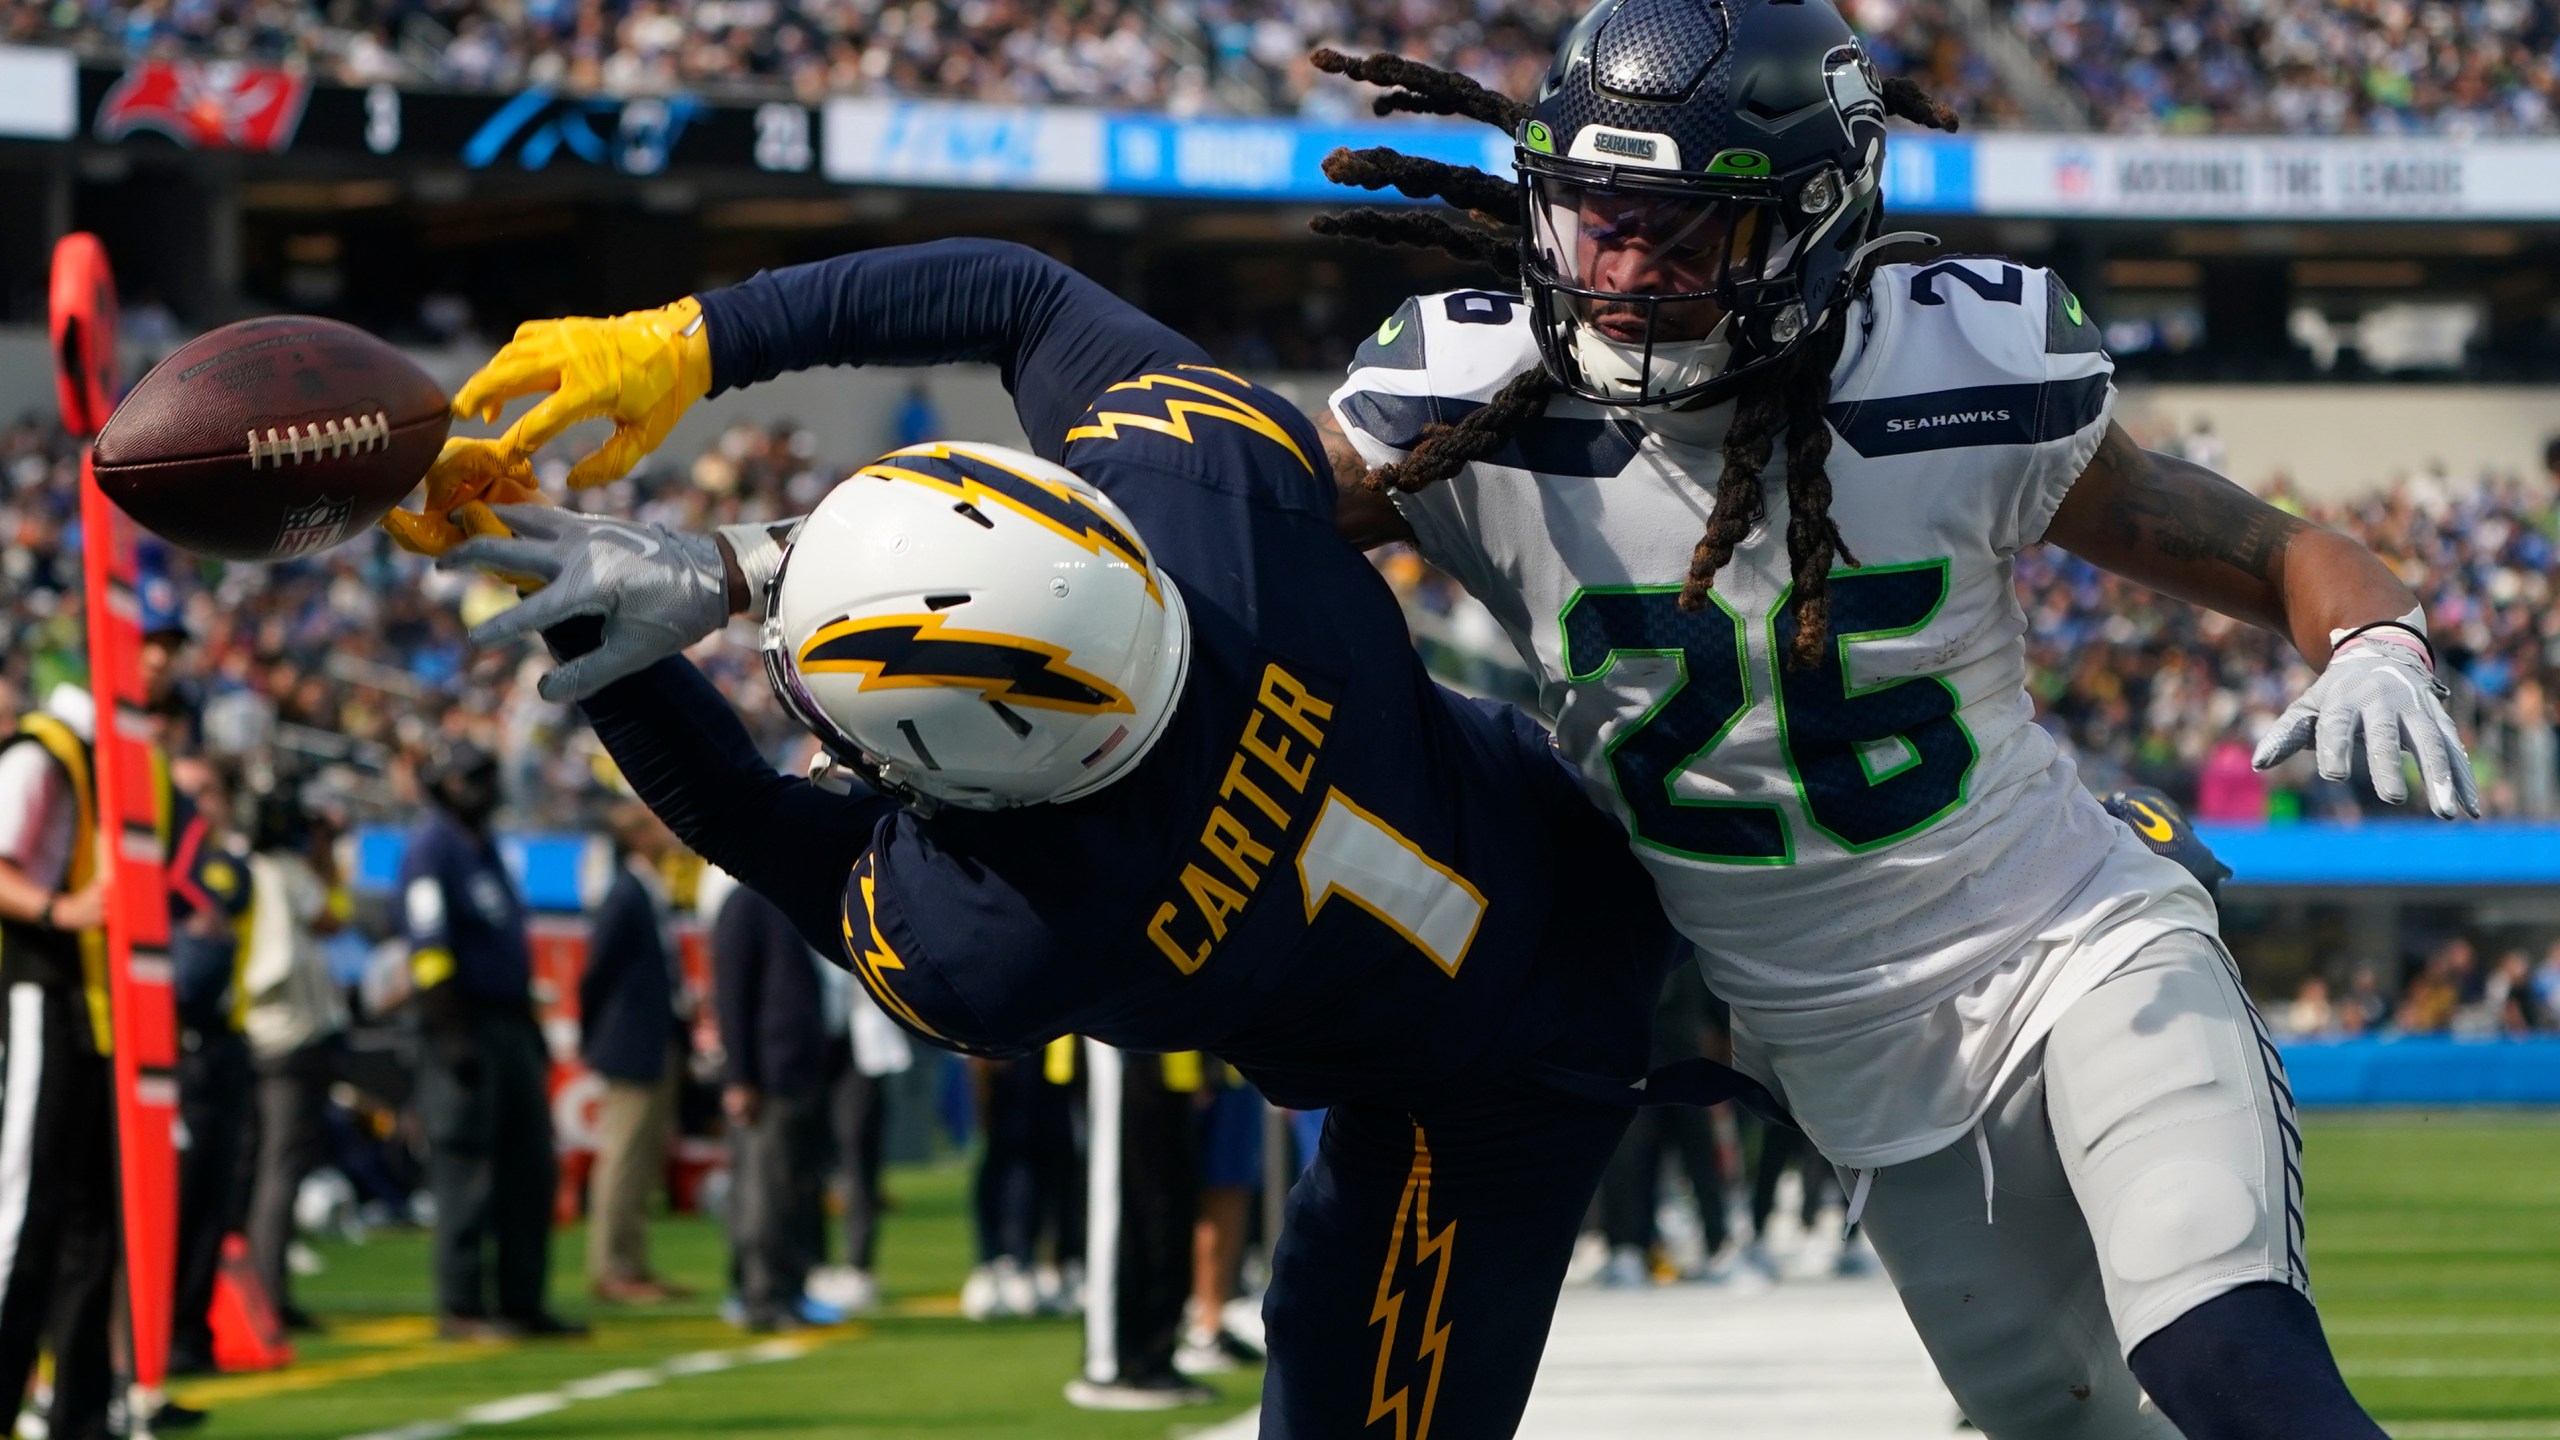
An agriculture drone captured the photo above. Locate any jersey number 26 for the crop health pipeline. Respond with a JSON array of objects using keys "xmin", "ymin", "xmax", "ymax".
[{"xmin": 1561, "ymin": 561, "xmax": 1979, "ymax": 865}]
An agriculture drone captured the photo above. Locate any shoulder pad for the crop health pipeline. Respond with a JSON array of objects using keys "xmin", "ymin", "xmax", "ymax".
[
  {"xmin": 1830, "ymin": 259, "xmax": 2112, "ymax": 459},
  {"xmin": 1344, "ymin": 290, "xmax": 1541, "ymax": 404}
]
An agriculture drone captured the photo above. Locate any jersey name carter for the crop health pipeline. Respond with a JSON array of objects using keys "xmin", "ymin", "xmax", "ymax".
[{"xmin": 1332, "ymin": 265, "xmax": 2216, "ymax": 1165}]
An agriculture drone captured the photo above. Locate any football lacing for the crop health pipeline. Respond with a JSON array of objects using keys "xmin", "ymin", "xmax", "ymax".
[{"xmin": 245, "ymin": 412, "xmax": 392, "ymax": 468}]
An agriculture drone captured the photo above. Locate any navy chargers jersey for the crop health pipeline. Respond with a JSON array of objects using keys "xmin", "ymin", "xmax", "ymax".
[{"xmin": 597, "ymin": 240, "xmax": 1673, "ymax": 1108}]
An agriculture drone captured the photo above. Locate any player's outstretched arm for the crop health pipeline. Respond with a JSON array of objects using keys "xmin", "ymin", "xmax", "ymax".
[
  {"xmin": 438, "ymin": 503, "xmax": 785, "ymax": 702},
  {"xmin": 700, "ymin": 238, "xmax": 1208, "ymax": 460},
  {"xmin": 2044, "ymin": 423, "xmax": 2478, "ymax": 818},
  {"xmin": 558, "ymin": 619, "xmax": 891, "ymax": 954}
]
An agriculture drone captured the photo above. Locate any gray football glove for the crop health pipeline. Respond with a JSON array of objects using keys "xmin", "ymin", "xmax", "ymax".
[
  {"xmin": 2252, "ymin": 624, "xmax": 2479, "ymax": 819},
  {"xmin": 440, "ymin": 503, "xmax": 732, "ymax": 703}
]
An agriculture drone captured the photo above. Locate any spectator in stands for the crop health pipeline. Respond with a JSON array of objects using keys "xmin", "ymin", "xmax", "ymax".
[
  {"xmin": 2484, "ymin": 950, "xmax": 2539, "ymax": 1036},
  {"xmin": 582, "ymin": 803, "xmax": 695, "ymax": 1305},
  {"xmin": 240, "ymin": 783, "xmax": 353, "ymax": 1334},
  {"xmin": 2394, "ymin": 939, "xmax": 2471, "ymax": 1034},
  {"xmin": 712, "ymin": 877, "xmax": 831, "ymax": 1331},
  {"xmin": 2279, "ymin": 976, "xmax": 2336, "ymax": 1039},
  {"xmin": 2535, "ymin": 945, "xmax": 2560, "ymax": 1031},
  {"xmin": 2337, "ymin": 966, "xmax": 2392, "ymax": 1036}
]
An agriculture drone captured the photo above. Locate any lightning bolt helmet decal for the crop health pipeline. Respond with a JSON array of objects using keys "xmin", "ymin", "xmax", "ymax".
[{"xmin": 798, "ymin": 613, "xmax": 1135, "ymax": 715}]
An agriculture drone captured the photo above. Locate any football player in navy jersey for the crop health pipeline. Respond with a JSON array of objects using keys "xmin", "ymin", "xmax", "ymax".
[{"xmin": 406, "ymin": 238, "xmax": 1753, "ymax": 1433}]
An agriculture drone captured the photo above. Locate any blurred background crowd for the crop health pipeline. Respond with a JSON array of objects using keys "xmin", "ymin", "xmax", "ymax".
[
  {"xmin": 11, "ymin": 0, "xmax": 2552, "ymax": 132},
  {"xmin": 11, "ymin": 394, "xmax": 2560, "ymax": 1065}
]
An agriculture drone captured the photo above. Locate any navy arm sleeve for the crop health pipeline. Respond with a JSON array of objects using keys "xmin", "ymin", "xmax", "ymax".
[
  {"xmin": 565, "ymin": 628, "xmax": 891, "ymax": 956},
  {"xmin": 694, "ymin": 238, "xmax": 1210, "ymax": 463}
]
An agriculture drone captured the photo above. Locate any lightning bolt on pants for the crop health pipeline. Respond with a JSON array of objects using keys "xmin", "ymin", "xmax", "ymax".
[{"xmin": 1258, "ymin": 1081, "xmax": 1633, "ymax": 1440}]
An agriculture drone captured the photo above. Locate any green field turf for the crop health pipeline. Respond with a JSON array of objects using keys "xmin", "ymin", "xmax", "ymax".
[{"xmin": 174, "ymin": 1112, "xmax": 2559, "ymax": 1439}]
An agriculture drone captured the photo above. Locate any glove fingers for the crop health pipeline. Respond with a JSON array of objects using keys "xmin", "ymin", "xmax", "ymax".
[
  {"xmin": 2409, "ymin": 713, "xmax": 2482, "ymax": 819},
  {"xmin": 564, "ymin": 422, "xmax": 659, "ymax": 492},
  {"xmin": 495, "ymin": 384, "xmax": 606, "ymax": 459},
  {"xmin": 464, "ymin": 576, "xmax": 599, "ymax": 649},
  {"xmin": 2251, "ymin": 705, "xmax": 2316, "ymax": 770},
  {"xmin": 481, "ymin": 502, "xmax": 565, "ymax": 539},
  {"xmin": 452, "ymin": 340, "xmax": 566, "ymax": 426},
  {"xmin": 2361, "ymin": 707, "xmax": 2408, "ymax": 804},
  {"xmin": 2312, "ymin": 701, "xmax": 2357, "ymax": 782},
  {"xmin": 438, "ymin": 536, "xmax": 563, "ymax": 584},
  {"xmin": 379, "ymin": 507, "xmax": 461, "ymax": 556}
]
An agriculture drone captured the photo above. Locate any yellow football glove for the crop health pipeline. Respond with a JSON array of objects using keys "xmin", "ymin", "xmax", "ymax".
[
  {"xmin": 454, "ymin": 295, "xmax": 713, "ymax": 492},
  {"xmin": 380, "ymin": 437, "xmax": 542, "ymax": 556}
]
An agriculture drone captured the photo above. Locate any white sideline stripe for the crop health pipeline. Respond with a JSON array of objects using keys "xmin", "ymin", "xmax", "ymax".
[
  {"xmin": 457, "ymin": 1394, "xmax": 569, "ymax": 1425},
  {"xmin": 0, "ymin": 985, "xmax": 45, "ymax": 1317},
  {"xmin": 337, "ymin": 1336, "xmax": 825, "ymax": 1440},
  {"xmin": 556, "ymin": 1368, "xmax": 661, "ymax": 1400},
  {"xmin": 2343, "ymin": 1359, "xmax": 2560, "ymax": 1378},
  {"xmin": 2328, "ymin": 1316, "xmax": 2560, "ymax": 1336}
]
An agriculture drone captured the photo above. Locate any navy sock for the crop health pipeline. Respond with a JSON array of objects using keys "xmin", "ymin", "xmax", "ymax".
[{"xmin": 2128, "ymin": 1282, "xmax": 2386, "ymax": 1440}]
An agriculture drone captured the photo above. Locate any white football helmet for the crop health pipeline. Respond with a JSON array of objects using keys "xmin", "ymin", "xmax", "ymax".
[{"xmin": 762, "ymin": 441, "xmax": 1190, "ymax": 811}]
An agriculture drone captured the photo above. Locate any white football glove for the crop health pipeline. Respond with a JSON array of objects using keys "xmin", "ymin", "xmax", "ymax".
[
  {"xmin": 2252, "ymin": 621, "xmax": 2479, "ymax": 819},
  {"xmin": 440, "ymin": 503, "xmax": 734, "ymax": 703}
]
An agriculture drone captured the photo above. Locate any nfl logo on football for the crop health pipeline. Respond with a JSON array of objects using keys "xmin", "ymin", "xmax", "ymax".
[{"xmin": 273, "ymin": 494, "xmax": 353, "ymax": 557}]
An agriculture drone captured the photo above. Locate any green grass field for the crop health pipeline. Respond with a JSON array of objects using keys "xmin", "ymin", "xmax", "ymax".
[{"xmin": 174, "ymin": 1112, "xmax": 2559, "ymax": 1439}]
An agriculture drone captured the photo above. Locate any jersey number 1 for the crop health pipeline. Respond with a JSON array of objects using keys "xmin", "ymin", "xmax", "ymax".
[
  {"xmin": 1297, "ymin": 789, "xmax": 1486, "ymax": 976},
  {"xmin": 1561, "ymin": 562, "xmax": 1978, "ymax": 865}
]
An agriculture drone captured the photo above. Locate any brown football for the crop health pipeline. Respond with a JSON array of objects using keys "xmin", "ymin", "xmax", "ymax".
[{"xmin": 92, "ymin": 316, "xmax": 449, "ymax": 562}]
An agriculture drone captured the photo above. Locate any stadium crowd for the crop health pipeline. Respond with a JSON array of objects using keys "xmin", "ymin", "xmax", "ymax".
[
  {"xmin": 16, "ymin": 0, "xmax": 2550, "ymax": 133},
  {"xmin": 2001, "ymin": 0, "xmax": 2560, "ymax": 134}
]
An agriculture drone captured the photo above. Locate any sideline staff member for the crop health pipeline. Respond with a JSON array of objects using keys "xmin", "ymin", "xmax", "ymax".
[
  {"xmin": 0, "ymin": 687, "xmax": 124, "ymax": 1440},
  {"xmin": 402, "ymin": 741, "xmax": 582, "ymax": 1339}
]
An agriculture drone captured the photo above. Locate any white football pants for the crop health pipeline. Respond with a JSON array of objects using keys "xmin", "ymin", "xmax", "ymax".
[{"xmin": 1845, "ymin": 930, "xmax": 2307, "ymax": 1439}]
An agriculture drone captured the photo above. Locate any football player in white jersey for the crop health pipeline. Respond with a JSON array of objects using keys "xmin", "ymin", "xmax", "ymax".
[{"xmin": 1311, "ymin": 6, "xmax": 2469, "ymax": 1438}]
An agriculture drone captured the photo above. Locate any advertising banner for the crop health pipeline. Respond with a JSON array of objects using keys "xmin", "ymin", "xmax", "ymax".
[
  {"xmin": 822, "ymin": 95, "xmax": 1510, "ymax": 199},
  {"xmin": 0, "ymin": 44, "xmax": 77, "ymax": 139},
  {"xmin": 1957, "ymin": 132, "xmax": 2560, "ymax": 220},
  {"xmin": 64, "ymin": 62, "xmax": 817, "ymax": 175},
  {"xmin": 31, "ymin": 55, "xmax": 2560, "ymax": 220}
]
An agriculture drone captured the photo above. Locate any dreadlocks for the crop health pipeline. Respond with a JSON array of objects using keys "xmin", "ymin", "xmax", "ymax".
[{"xmin": 1307, "ymin": 44, "xmax": 1961, "ymax": 668}]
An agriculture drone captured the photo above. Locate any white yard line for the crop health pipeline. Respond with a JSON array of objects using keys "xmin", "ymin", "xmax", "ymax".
[{"xmin": 340, "ymin": 1334, "xmax": 821, "ymax": 1440}]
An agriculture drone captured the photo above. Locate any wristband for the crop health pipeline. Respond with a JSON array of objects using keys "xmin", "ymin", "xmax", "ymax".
[
  {"xmin": 39, "ymin": 895, "xmax": 58, "ymax": 931},
  {"xmin": 2329, "ymin": 619, "xmax": 2434, "ymax": 669}
]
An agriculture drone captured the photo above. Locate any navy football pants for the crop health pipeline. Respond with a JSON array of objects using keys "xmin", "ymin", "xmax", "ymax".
[{"xmin": 1260, "ymin": 1078, "xmax": 1632, "ymax": 1440}]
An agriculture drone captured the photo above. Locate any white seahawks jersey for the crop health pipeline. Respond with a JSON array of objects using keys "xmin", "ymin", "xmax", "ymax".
[{"xmin": 1331, "ymin": 263, "xmax": 2217, "ymax": 1166}]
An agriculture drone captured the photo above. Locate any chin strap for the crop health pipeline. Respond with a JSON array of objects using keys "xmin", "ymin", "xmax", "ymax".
[{"xmin": 1845, "ymin": 230, "xmax": 1941, "ymax": 279}]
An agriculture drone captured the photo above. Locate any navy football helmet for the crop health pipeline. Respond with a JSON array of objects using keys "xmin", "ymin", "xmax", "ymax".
[{"xmin": 1517, "ymin": 0, "xmax": 1892, "ymax": 408}]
